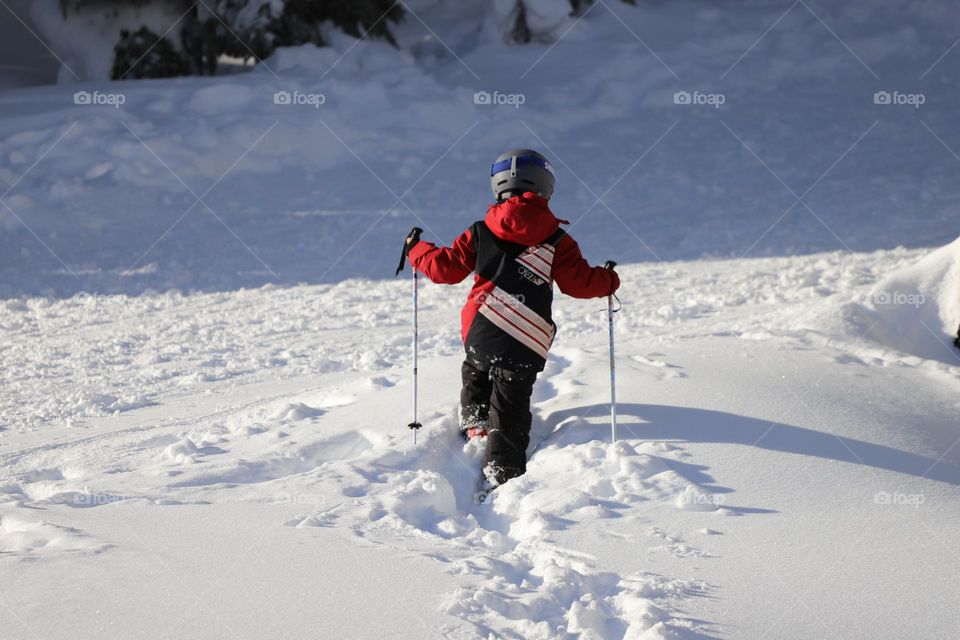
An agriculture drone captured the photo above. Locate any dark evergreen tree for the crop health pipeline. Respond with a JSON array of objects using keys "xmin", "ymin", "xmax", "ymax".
[
  {"xmin": 275, "ymin": 0, "xmax": 404, "ymax": 47},
  {"xmin": 179, "ymin": 10, "xmax": 221, "ymax": 76},
  {"xmin": 60, "ymin": 0, "xmax": 405, "ymax": 79},
  {"xmin": 186, "ymin": 0, "xmax": 276, "ymax": 73},
  {"xmin": 111, "ymin": 26, "xmax": 189, "ymax": 79}
]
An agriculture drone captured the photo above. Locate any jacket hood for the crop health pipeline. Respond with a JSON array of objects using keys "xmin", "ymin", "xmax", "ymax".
[{"xmin": 484, "ymin": 192, "xmax": 566, "ymax": 245}]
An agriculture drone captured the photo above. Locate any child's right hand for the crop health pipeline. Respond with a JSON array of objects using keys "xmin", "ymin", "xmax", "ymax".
[{"xmin": 403, "ymin": 227, "xmax": 423, "ymax": 254}]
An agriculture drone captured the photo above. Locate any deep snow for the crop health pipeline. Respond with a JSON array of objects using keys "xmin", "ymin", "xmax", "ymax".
[{"xmin": 2, "ymin": 1, "xmax": 960, "ymax": 639}]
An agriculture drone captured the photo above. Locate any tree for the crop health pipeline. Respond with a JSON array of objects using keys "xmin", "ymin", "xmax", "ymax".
[
  {"xmin": 112, "ymin": 26, "xmax": 190, "ymax": 79},
  {"xmin": 58, "ymin": 0, "xmax": 405, "ymax": 80}
]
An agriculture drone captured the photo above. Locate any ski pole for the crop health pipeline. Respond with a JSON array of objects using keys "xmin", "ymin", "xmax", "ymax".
[
  {"xmin": 409, "ymin": 266, "xmax": 422, "ymax": 445},
  {"xmin": 604, "ymin": 261, "xmax": 618, "ymax": 444}
]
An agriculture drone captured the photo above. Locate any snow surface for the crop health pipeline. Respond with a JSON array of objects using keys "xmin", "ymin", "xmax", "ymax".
[{"xmin": 2, "ymin": 1, "xmax": 960, "ymax": 639}]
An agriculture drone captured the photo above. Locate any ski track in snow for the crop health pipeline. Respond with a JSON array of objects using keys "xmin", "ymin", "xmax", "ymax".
[
  {"xmin": 283, "ymin": 350, "xmax": 716, "ymax": 639},
  {"xmin": 0, "ymin": 344, "xmax": 721, "ymax": 638}
]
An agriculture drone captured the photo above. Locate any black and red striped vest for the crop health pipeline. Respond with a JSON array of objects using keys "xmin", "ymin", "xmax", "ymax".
[{"xmin": 465, "ymin": 221, "xmax": 567, "ymax": 370}]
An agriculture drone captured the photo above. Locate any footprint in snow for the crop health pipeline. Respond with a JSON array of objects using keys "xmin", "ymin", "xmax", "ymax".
[{"xmin": 367, "ymin": 376, "xmax": 396, "ymax": 388}]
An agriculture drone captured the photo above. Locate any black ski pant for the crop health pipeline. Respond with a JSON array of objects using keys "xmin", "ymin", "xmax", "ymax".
[{"xmin": 460, "ymin": 360, "xmax": 537, "ymax": 484}]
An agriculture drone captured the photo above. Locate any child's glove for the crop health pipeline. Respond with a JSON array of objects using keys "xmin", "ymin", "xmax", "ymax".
[
  {"xmin": 603, "ymin": 260, "xmax": 620, "ymax": 296},
  {"xmin": 395, "ymin": 227, "xmax": 424, "ymax": 276}
]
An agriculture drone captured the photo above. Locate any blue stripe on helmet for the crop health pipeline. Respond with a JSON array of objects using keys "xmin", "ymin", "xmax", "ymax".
[
  {"xmin": 490, "ymin": 154, "xmax": 553, "ymax": 176},
  {"xmin": 490, "ymin": 158, "xmax": 512, "ymax": 175}
]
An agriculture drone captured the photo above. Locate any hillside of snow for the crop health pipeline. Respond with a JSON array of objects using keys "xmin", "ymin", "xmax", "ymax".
[{"xmin": 2, "ymin": 1, "xmax": 960, "ymax": 639}]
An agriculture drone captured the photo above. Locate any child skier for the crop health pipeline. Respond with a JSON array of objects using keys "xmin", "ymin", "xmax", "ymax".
[{"xmin": 398, "ymin": 148, "xmax": 620, "ymax": 488}]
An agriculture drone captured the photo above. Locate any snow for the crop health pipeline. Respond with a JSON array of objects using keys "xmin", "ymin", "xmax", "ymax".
[
  {"xmin": 856, "ymin": 237, "xmax": 960, "ymax": 363},
  {"xmin": 2, "ymin": 1, "xmax": 960, "ymax": 638}
]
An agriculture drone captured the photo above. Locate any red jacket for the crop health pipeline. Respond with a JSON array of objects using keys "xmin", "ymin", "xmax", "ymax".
[{"xmin": 409, "ymin": 193, "xmax": 620, "ymax": 349}]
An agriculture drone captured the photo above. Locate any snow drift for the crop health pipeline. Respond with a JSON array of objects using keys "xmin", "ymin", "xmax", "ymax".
[{"xmin": 853, "ymin": 237, "xmax": 960, "ymax": 362}]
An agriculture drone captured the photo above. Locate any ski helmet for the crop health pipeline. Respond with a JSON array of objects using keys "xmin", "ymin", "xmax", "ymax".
[{"xmin": 490, "ymin": 148, "xmax": 555, "ymax": 201}]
